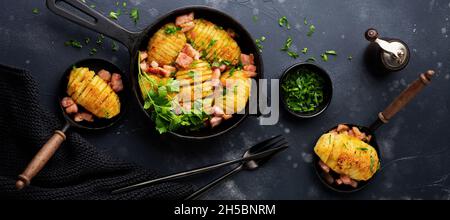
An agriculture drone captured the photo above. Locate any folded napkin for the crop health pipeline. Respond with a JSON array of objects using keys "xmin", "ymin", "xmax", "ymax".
[{"xmin": 0, "ymin": 64, "xmax": 193, "ymax": 199}]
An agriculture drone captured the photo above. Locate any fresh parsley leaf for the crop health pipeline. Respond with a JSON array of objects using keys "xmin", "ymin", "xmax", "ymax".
[
  {"xmin": 321, "ymin": 53, "xmax": 328, "ymax": 62},
  {"xmin": 188, "ymin": 70, "xmax": 196, "ymax": 78},
  {"xmin": 253, "ymin": 15, "xmax": 258, "ymax": 22},
  {"xmin": 165, "ymin": 26, "xmax": 181, "ymax": 35},
  {"xmin": 122, "ymin": 2, "xmax": 127, "ymax": 7},
  {"xmin": 306, "ymin": 57, "xmax": 316, "ymax": 62},
  {"xmin": 281, "ymin": 36, "xmax": 293, "ymax": 51},
  {"xmin": 303, "ymin": 17, "xmax": 308, "ymax": 25},
  {"xmin": 90, "ymin": 4, "xmax": 96, "ymax": 8},
  {"xmin": 130, "ymin": 8, "xmax": 139, "ymax": 24},
  {"xmin": 255, "ymin": 36, "xmax": 266, "ymax": 52},
  {"xmin": 89, "ymin": 48, "xmax": 97, "ymax": 55},
  {"xmin": 96, "ymin": 34, "xmax": 105, "ymax": 45},
  {"xmin": 307, "ymin": 24, "xmax": 315, "ymax": 37},
  {"xmin": 348, "ymin": 55, "xmax": 353, "ymax": 60},
  {"xmin": 287, "ymin": 51, "xmax": 299, "ymax": 59},
  {"xmin": 84, "ymin": 37, "xmax": 90, "ymax": 45},
  {"xmin": 301, "ymin": 47, "xmax": 308, "ymax": 54},
  {"xmin": 278, "ymin": 16, "xmax": 290, "ymax": 30},
  {"xmin": 109, "ymin": 9, "xmax": 121, "ymax": 20},
  {"xmin": 357, "ymin": 147, "xmax": 368, "ymax": 151},
  {"xmin": 32, "ymin": 8, "xmax": 39, "ymax": 14}
]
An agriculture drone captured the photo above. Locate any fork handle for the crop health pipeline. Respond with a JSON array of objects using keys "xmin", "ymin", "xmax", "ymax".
[{"xmin": 185, "ymin": 165, "xmax": 243, "ymax": 200}]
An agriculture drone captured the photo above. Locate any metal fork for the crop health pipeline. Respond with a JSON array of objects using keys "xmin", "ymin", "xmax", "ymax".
[{"xmin": 112, "ymin": 135, "xmax": 288, "ymax": 194}]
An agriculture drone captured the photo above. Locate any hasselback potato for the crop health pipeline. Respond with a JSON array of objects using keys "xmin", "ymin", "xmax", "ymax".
[
  {"xmin": 186, "ymin": 19, "xmax": 241, "ymax": 65},
  {"xmin": 67, "ymin": 67, "xmax": 120, "ymax": 119},
  {"xmin": 314, "ymin": 132, "xmax": 380, "ymax": 181},
  {"xmin": 147, "ymin": 23, "xmax": 187, "ymax": 66},
  {"xmin": 217, "ymin": 69, "xmax": 252, "ymax": 114},
  {"xmin": 176, "ymin": 60, "xmax": 214, "ymax": 102}
]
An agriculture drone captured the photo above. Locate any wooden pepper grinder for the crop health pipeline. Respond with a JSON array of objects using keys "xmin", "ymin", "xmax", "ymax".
[{"xmin": 365, "ymin": 28, "xmax": 410, "ymax": 71}]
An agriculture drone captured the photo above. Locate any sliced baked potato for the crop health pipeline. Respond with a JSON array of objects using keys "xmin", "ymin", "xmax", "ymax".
[
  {"xmin": 147, "ymin": 23, "xmax": 187, "ymax": 66},
  {"xmin": 186, "ymin": 19, "xmax": 241, "ymax": 65},
  {"xmin": 216, "ymin": 69, "xmax": 252, "ymax": 114},
  {"xmin": 67, "ymin": 67, "xmax": 120, "ymax": 119}
]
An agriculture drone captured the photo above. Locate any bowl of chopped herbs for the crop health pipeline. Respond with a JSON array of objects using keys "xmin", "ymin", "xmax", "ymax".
[{"xmin": 280, "ymin": 63, "xmax": 332, "ymax": 118}]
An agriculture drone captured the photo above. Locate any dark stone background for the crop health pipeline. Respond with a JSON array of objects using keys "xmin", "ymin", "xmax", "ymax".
[{"xmin": 1, "ymin": 0, "xmax": 449, "ymax": 199}]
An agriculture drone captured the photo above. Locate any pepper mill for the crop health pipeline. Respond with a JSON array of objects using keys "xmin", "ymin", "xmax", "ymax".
[{"xmin": 365, "ymin": 28, "xmax": 410, "ymax": 71}]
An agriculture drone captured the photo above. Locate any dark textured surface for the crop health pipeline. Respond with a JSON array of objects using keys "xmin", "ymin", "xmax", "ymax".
[{"xmin": 0, "ymin": 0, "xmax": 449, "ymax": 199}]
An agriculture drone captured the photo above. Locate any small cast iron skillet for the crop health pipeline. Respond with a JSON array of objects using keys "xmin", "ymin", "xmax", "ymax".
[
  {"xmin": 46, "ymin": 0, "xmax": 264, "ymax": 140},
  {"xmin": 16, "ymin": 59, "xmax": 127, "ymax": 189},
  {"xmin": 313, "ymin": 70, "xmax": 434, "ymax": 193}
]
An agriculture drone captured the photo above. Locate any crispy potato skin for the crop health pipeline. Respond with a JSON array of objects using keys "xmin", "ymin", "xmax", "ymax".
[
  {"xmin": 314, "ymin": 132, "xmax": 380, "ymax": 181},
  {"xmin": 187, "ymin": 19, "xmax": 241, "ymax": 65},
  {"xmin": 147, "ymin": 23, "xmax": 187, "ymax": 66},
  {"xmin": 67, "ymin": 67, "xmax": 120, "ymax": 119}
]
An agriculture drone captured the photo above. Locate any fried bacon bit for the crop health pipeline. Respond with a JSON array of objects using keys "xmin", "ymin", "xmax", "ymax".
[
  {"xmin": 240, "ymin": 53, "xmax": 255, "ymax": 66},
  {"xmin": 352, "ymin": 126, "xmax": 367, "ymax": 141},
  {"xmin": 323, "ymin": 172, "xmax": 335, "ymax": 185},
  {"xmin": 211, "ymin": 68, "xmax": 221, "ymax": 87},
  {"xmin": 212, "ymin": 106, "xmax": 225, "ymax": 117},
  {"xmin": 74, "ymin": 112, "xmax": 94, "ymax": 122},
  {"xmin": 243, "ymin": 71, "xmax": 257, "ymax": 78},
  {"xmin": 181, "ymin": 44, "xmax": 200, "ymax": 60},
  {"xmin": 97, "ymin": 69, "xmax": 112, "ymax": 83},
  {"xmin": 210, "ymin": 116, "xmax": 223, "ymax": 128},
  {"xmin": 219, "ymin": 64, "xmax": 227, "ymax": 72},
  {"xmin": 140, "ymin": 61, "xmax": 149, "ymax": 73},
  {"xmin": 110, "ymin": 73, "xmax": 123, "ymax": 92},
  {"xmin": 175, "ymin": 12, "xmax": 195, "ymax": 32},
  {"xmin": 61, "ymin": 97, "xmax": 78, "ymax": 114},
  {"xmin": 163, "ymin": 65, "xmax": 176, "ymax": 74},
  {"xmin": 150, "ymin": 60, "xmax": 159, "ymax": 68},
  {"xmin": 318, "ymin": 160, "xmax": 330, "ymax": 173},
  {"xmin": 336, "ymin": 124, "xmax": 350, "ymax": 132},
  {"xmin": 222, "ymin": 114, "xmax": 233, "ymax": 120},
  {"xmin": 139, "ymin": 51, "xmax": 148, "ymax": 61},
  {"xmin": 147, "ymin": 67, "xmax": 170, "ymax": 77},
  {"xmin": 243, "ymin": 64, "xmax": 256, "ymax": 72},
  {"xmin": 175, "ymin": 52, "xmax": 194, "ymax": 69},
  {"xmin": 339, "ymin": 175, "xmax": 358, "ymax": 188},
  {"xmin": 227, "ymin": 28, "xmax": 237, "ymax": 38}
]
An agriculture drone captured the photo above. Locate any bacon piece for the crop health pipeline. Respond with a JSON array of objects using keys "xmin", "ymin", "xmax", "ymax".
[
  {"xmin": 65, "ymin": 104, "xmax": 78, "ymax": 114},
  {"xmin": 175, "ymin": 13, "xmax": 195, "ymax": 33},
  {"xmin": 212, "ymin": 106, "xmax": 225, "ymax": 117},
  {"xmin": 222, "ymin": 114, "xmax": 233, "ymax": 120},
  {"xmin": 227, "ymin": 28, "xmax": 237, "ymax": 38},
  {"xmin": 74, "ymin": 112, "xmax": 94, "ymax": 122},
  {"xmin": 97, "ymin": 69, "xmax": 111, "ymax": 83},
  {"xmin": 61, "ymin": 97, "xmax": 75, "ymax": 108},
  {"xmin": 150, "ymin": 60, "xmax": 159, "ymax": 68},
  {"xmin": 337, "ymin": 124, "xmax": 350, "ymax": 133},
  {"xmin": 210, "ymin": 116, "xmax": 223, "ymax": 128},
  {"xmin": 243, "ymin": 64, "xmax": 256, "ymax": 72},
  {"xmin": 147, "ymin": 67, "xmax": 170, "ymax": 77},
  {"xmin": 175, "ymin": 52, "xmax": 194, "ymax": 69},
  {"xmin": 163, "ymin": 65, "xmax": 177, "ymax": 75},
  {"xmin": 139, "ymin": 51, "xmax": 148, "ymax": 61},
  {"xmin": 109, "ymin": 73, "xmax": 123, "ymax": 92},
  {"xmin": 140, "ymin": 61, "xmax": 149, "ymax": 73},
  {"xmin": 318, "ymin": 160, "xmax": 330, "ymax": 173},
  {"xmin": 181, "ymin": 44, "xmax": 200, "ymax": 60},
  {"xmin": 240, "ymin": 53, "xmax": 254, "ymax": 66},
  {"xmin": 339, "ymin": 175, "xmax": 358, "ymax": 188},
  {"xmin": 244, "ymin": 71, "xmax": 257, "ymax": 78}
]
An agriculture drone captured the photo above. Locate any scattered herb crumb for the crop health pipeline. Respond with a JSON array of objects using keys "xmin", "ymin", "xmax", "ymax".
[
  {"xmin": 109, "ymin": 9, "xmax": 121, "ymax": 20},
  {"xmin": 252, "ymin": 15, "xmax": 258, "ymax": 22},
  {"xmin": 65, "ymin": 40, "xmax": 83, "ymax": 48},
  {"xmin": 321, "ymin": 53, "xmax": 328, "ymax": 62},
  {"xmin": 306, "ymin": 57, "xmax": 316, "ymax": 62},
  {"xmin": 130, "ymin": 8, "xmax": 139, "ymax": 24},
  {"xmin": 90, "ymin": 4, "xmax": 96, "ymax": 8},
  {"xmin": 348, "ymin": 55, "xmax": 353, "ymax": 60},
  {"xmin": 32, "ymin": 8, "xmax": 40, "ymax": 14},
  {"xmin": 122, "ymin": 2, "xmax": 127, "ymax": 7},
  {"xmin": 84, "ymin": 37, "xmax": 90, "ymax": 45},
  {"xmin": 307, "ymin": 24, "xmax": 315, "ymax": 37},
  {"xmin": 325, "ymin": 50, "xmax": 337, "ymax": 55},
  {"xmin": 255, "ymin": 36, "xmax": 266, "ymax": 52},
  {"xmin": 303, "ymin": 17, "xmax": 308, "ymax": 25},
  {"xmin": 90, "ymin": 48, "xmax": 98, "ymax": 55},
  {"xmin": 278, "ymin": 16, "xmax": 291, "ymax": 30},
  {"xmin": 281, "ymin": 36, "xmax": 293, "ymax": 51},
  {"xmin": 301, "ymin": 47, "xmax": 308, "ymax": 54},
  {"xmin": 112, "ymin": 41, "xmax": 119, "ymax": 51},
  {"xmin": 96, "ymin": 34, "xmax": 105, "ymax": 45},
  {"xmin": 165, "ymin": 26, "xmax": 181, "ymax": 35},
  {"xmin": 287, "ymin": 51, "xmax": 299, "ymax": 59}
]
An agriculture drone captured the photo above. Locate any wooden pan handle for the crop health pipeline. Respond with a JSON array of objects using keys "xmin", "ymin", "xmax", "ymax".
[
  {"xmin": 16, "ymin": 130, "xmax": 66, "ymax": 190},
  {"xmin": 378, "ymin": 70, "xmax": 435, "ymax": 123}
]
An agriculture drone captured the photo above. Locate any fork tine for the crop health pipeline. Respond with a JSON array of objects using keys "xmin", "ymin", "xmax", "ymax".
[{"xmin": 249, "ymin": 135, "xmax": 284, "ymax": 153}]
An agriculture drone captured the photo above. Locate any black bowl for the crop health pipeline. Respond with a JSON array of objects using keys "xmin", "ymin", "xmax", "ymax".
[{"xmin": 280, "ymin": 63, "xmax": 333, "ymax": 118}]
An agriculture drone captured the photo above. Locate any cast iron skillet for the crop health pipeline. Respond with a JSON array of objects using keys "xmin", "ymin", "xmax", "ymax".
[
  {"xmin": 46, "ymin": 0, "xmax": 264, "ymax": 139},
  {"xmin": 16, "ymin": 59, "xmax": 127, "ymax": 189},
  {"xmin": 313, "ymin": 70, "xmax": 435, "ymax": 193}
]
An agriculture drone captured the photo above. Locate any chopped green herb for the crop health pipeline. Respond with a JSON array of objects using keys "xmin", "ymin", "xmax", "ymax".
[
  {"xmin": 115, "ymin": 1, "xmax": 119, "ymax": 6},
  {"xmin": 96, "ymin": 34, "xmax": 105, "ymax": 45},
  {"xmin": 301, "ymin": 47, "xmax": 308, "ymax": 54},
  {"xmin": 370, "ymin": 155, "xmax": 375, "ymax": 173},
  {"xmin": 207, "ymin": 39, "xmax": 217, "ymax": 49},
  {"xmin": 281, "ymin": 68, "xmax": 325, "ymax": 113},
  {"xmin": 32, "ymin": 8, "xmax": 40, "ymax": 14},
  {"xmin": 278, "ymin": 16, "xmax": 291, "ymax": 30},
  {"xmin": 321, "ymin": 53, "xmax": 328, "ymax": 62},
  {"xmin": 109, "ymin": 9, "xmax": 121, "ymax": 20},
  {"xmin": 221, "ymin": 60, "xmax": 231, "ymax": 66},
  {"xmin": 348, "ymin": 55, "xmax": 353, "ymax": 60},
  {"xmin": 287, "ymin": 51, "xmax": 299, "ymax": 59},
  {"xmin": 84, "ymin": 37, "xmax": 90, "ymax": 45},
  {"xmin": 233, "ymin": 85, "xmax": 238, "ymax": 94},
  {"xmin": 306, "ymin": 57, "xmax": 316, "ymax": 62},
  {"xmin": 64, "ymin": 40, "xmax": 83, "ymax": 48},
  {"xmin": 281, "ymin": 36, "xmax": 293, "ymax": 51},
  {"xmin": 90, "ymin": 4, "xmax": 96, "ymax": 8},
  {"xmin": 122, "ymin": 2, "xmax": 127, "ymax": 7},
  {"xmin": 357, "ymin": 147, "xmax": 368, "ymax": 151},
  {"xmin": 130, "ymin": 8, "xmax": 139, "ymax": 24},
  {"xmin": 165, "ymin": 26, "xmax": 181, "ymax": 35},
  {"xmin": 81, "ymin": 0, "xmax": 86, "ymax": 3},
  {"xmin": 89, "ymin": 48, "xmax": 98, "ymax": 55},
  {"xmin": 325, "ymin": 50, "xmax": 337, "ymax": 55},
  {"xmin": 303, "ymin": 17, "xmax": 308, "ymax": 25},
  {"xmin": 252, "ymin": 15, "xmax": 258, "ymax": 22},
  {"xmin": 307, "ymin": 24, "xmax": 315, "ymax": 37},
  {"xmin": 112, "ymin": 41, "xmax": 119, "ymax": 51},
  {"xmin": 215, "ymin": 25, "xmax": 224, "ymax": 30},
  {"xmin": 255, "ymin": 36, "xmax": 266, "ymax": 52},
  {"xmin": 228, "ymin": 67, "xmax": 236, "ymax": 78},
  {"xmin": 188, "ymin": 71, "xmax": 196, "ymax": 78}
]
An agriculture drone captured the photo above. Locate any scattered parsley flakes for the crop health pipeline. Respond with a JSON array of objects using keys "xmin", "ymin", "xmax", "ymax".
[
  {"xmin": 90, "ymin": 4, "xmax": 96, "ymax": 8},
  {"xmin": 321, "ymin": 53, "xmax": 328, "ymax": 62},
  {"xmin": 109, "ymin": 9, "xmax": 121, "ymax": 20},
  {"xmin": 122, "ymin": 2, "xmax": 127, "ymax": 7},
  {"xmin": 278, "ymin": 16, "xmax": 290, "ymax": 30},
  {"xmin": 287, "ymin": 51, "xmax": 299, "ymax": 59},
  {"xmin": 307, "ymin": 24, "xmax": 315, "ymax": 37},
  {"xmin": 96, "ymin": 34, "xmax": 105, "ymax": 45},
  {"xmin": 301, "ymin": 47, "xmax": 308, "ymax": 54},
  {"xmin": 64, "ymin": 40, "xmax": 83, "ymax": 48},
  {"xmin": 306, "ymin": 57, "xmax": 316, "ymax": 62},
  {"xmin": 253, "ymin": 15, "xmax": 258, "ymax": 22},
  {"xmin": 90, "ymin": 48, "xmax": 98, "ymax": 55},
  {"xmin": 84, "ymin": 37, "xmax": 90, "ymax": 45},
  {"xmin": 165, "ymin": 26, "xmax": 181, "ymax": 35},
  {"xmin": 130, "ymin": 8, "xmax": 139, "ymax": 24},
  {"xmin": 32, "ymin": 8, "xmax": 40, "ymax": 14},
  {"xmin": 112, "ymin": 41, "xmax": 119, "ymax": 51},
  {"xmin": 255, "ymin": 36, "xmax": 266, "ymax": 52},
  {"xmin": 325, "ymin": 50, "xmax": 337, "ymax": 55},
  {"xmin": 281, "ymin": 36, "xmax": 293, "ymax": 51},
  {"xmin": 304, "ymin": 17, "xmax": 308, "ymax": 25},
  {"xmin": 348, "ymin": 55, "xmax": 353, "ymax": 60}
]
